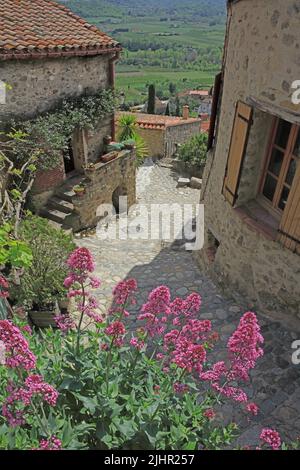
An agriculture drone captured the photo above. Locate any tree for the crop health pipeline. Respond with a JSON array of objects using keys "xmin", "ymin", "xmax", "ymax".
[
  {"xmin": 169, "ymin": 82, "xmax": 177, "ymax": 95},
  {"xmin": 147, "ymin": 84, "xmax": 156, "ymax": 114}
]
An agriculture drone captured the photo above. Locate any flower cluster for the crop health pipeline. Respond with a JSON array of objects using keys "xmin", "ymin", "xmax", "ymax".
[
  {"xmin": 105, "ymin": 320, "xmax": 126, "ymax": 347},
  {"xmin": 0, "ymin": 275, "xmax": 9, "ymax": 298},
  {"xmin": 37, "ymin": 436, "xmax": 62, "ymax": 451},
  {"xmin": 61, "ymin": 248, "xmax": 103, "ymax": 332},
  {"xmin": 260, "ymin": 428, "xmax": 281, "ymax": 450},
  {"xmin": 0, "ymin": 320, "xmax": 36, "ymax": 370},
  {"xmin": 2, "ymin": 375, "xmax": 58, "ymax": 427},
  {"xmin": 200, "ymin": 312, "xmax": 264, "ymax": 406}
]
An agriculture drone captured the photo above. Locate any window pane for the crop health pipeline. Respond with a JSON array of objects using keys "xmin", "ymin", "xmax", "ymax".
[
  {"xmin": 263, "ymin": 174, "xmax": 277, "ymax": 202},
  {"xmin": 268, "ymin": 148, "xmax": 284, "ymax": 176},
  {"xmin": 285, "ymin": 158, "xmax": 297, "ymax": 186},
  {"xmin": 278, "ymin": 186, "xmax": 290, "ymax": 211},
  {"xmin": 293, "ymin": 129, "xmax": 300, "ymax": 157},
  {"xmin": 275, "ymin": 119, "xmax": 291, "ymax": 149}
]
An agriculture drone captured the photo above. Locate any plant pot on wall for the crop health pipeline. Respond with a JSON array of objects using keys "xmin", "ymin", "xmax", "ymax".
[
  {"xmin": 100, "ymin": 152, "xmax": 118, "ymax": 163},
  {"xmin": 73, "ymin": 184, "xmax": 86, "ymax": 196},
  {"xmin": 28, "ymin": 302, "xmax": 59, "ymax": 328}
]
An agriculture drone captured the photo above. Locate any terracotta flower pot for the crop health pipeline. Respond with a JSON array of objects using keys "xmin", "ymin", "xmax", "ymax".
[{"xmin": 101, "ymin": 152, "xmax": 118, "ymax": 163}]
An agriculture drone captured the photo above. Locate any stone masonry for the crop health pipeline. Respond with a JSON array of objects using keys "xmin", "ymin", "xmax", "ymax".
[{"xmin": 198, "ymin": 0, "xmax": 300, "ymax": 322}]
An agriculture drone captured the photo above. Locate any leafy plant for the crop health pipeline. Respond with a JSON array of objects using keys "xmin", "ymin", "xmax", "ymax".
[
  {"xmin": 178, "ymin": 132, "xmax": 208, "ymax": 167},
  {"xmin": 9, "ymin": 217, "xmax": 75, "ymax": 309},
  {"xmin": 1, "ymin": 247, "xmax": 296, "ymax": 450},
  {"xmin": 11, "ymin": 89, "xmax": 117, "ymax": 172},
  {"xmin": 117, "ymin": 114, "xmax": 149, "ymax": 163}
]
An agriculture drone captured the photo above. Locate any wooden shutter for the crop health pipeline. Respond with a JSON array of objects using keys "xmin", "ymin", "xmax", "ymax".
[
  {"xmin": 278, "ymin": 161, "xmax": 300, "ymax": 254},
  {"xmin": 223, "ymin": 101, "xmax": 253, "ymax": 205}
]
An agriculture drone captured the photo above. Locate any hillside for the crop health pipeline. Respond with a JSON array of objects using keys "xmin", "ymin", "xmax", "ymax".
[{"xmin": 59, "ymin": 0, "xmax": 227, "ymax": 105}]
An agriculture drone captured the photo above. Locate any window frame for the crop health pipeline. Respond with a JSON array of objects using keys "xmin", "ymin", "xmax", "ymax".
[{"xmin": 258, "ymin": 117, "xmax": 300, "ymax": 219}]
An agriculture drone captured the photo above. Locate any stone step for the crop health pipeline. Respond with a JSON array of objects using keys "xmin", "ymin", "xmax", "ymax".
[
  {"xmin": 48, "ymin": 220, "xmax": 73, "ymax": 235},
  {"xmin": 55, "ymin": 188, "xmax": 76, "ymax": 203},
  {"xmin": 41, "ymin": 207, "xmax": 71, "ymax": 224},
  {"xmin": 47, "ymin": 196, "xmax": 74, "ymax": 214}
]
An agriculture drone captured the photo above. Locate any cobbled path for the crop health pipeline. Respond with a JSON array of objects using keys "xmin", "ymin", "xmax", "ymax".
[{"xmin": 77, "ymin": 159, "xmax": 300, "ymax": 447}]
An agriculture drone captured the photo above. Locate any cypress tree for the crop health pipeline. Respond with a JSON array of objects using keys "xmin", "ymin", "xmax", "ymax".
[{"xmin": 147, "ymin": 84, "xmax": 156, "ymax": 114}]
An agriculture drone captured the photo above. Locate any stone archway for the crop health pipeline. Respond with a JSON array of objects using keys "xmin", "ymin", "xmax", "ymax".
[{"xmin": 112, "ymin": 185, "xmax": 128, "ymax": 215}]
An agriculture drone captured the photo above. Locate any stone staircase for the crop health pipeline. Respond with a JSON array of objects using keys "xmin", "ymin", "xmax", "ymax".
[{"xmin": 40, "ymin": 173, "xmax": 83, "ymax": 233}]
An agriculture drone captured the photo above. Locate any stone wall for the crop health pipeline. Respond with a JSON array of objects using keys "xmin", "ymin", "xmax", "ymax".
[
  {"xmin": 165, "ymin": 121, "xmax": 201, "ymax": 158},
  {"xmin": 0, "ymin": 55, "xmax": 113, "ymax": 121},
  {"xmin": 72, "ymin": 149, "xmax": 136, "ymax": 229},
  {"xmin": 138, "ymin": 128, "xmax": 165, "ymax": 159},
  {"xmin": 196, "ymin": 0, "xmax": 300, "ymax": 323}
]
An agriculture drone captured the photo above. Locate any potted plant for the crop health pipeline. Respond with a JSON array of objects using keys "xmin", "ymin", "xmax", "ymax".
[
  {"xmin": 73, "ymin": 184, "xmax": 86, "ymax": 196},
  {"xmin": 10, "ymin": 216, "xmax": 75, "ymax": 328}
]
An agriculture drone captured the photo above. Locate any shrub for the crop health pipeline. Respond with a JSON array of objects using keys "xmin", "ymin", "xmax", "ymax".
[
  {"xmin": 9, "ymin": 217, "xmax": 75, "ymax": 309},
  {"xmin": 178, "ymin": 133, "xmax": 208, "ymax": 167},
  {"xmin": 0, "ymin": 247, "xmax": 297, "ymax": 450},
  {"xmin": 117, "ymin": 114, "xmax": 149, "ymax": 164}
]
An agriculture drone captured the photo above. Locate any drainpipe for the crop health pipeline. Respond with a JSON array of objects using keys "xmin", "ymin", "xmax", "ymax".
[{"xmin": 109, "ymin": 51, "xmax": 121, "ymax": 141}]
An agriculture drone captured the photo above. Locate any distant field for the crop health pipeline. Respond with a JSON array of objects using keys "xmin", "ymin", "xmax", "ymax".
[{"xmin": 75, "ymin": 6, "xmax": 226, "ymax": 106}]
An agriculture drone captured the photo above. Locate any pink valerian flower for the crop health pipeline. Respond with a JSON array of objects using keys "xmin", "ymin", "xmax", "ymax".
[
  {"xmin": 105, "ymin": 321, "xmax": 126, "ymax": 346},
  {"xmin": 2, "ymin": 376, "xmax": 58, "ymax": 427},
  {"xmin": 200, "ymin": 312, "xmax": 264, "ymax": 405},
  {"xmin": 20, "ymin": 325, "xmax": 32, "ymax": 336},
  {"xmin": 23, "ymin": 375, "xmax": 58, "ymax": 406},
  {"xmin": 0, "ymin": 320, "xmax": 36, "ymax": 370},
  {"xmin": 137, "ymin": 312, "xmax": 166, "ymax": 337},
  {"xmin": 112, "ymin": 279, "xmax": 137, "ymax": 307},
  {"xmin": 203, "ymin": 408, "xmax": 216, "ymax": 420},
  {"xmin": 260, "ymin": 428, "xmax": 281, "ymax": 450},
  {"xmin": 67, "ymin": 247, "xmax": 95, "ymax": 273},
  {"xmin": 105, "ymin": 321, "xmax": 126, "ymax": 337},
  {"xmin": 227, "ymin": 311, "xmax": 264, "ymax": 382},
  {"xmin": 153, "ymin": 385, "xmax": 160, "ymax": 394},
  {"xmin": 78, "ymin": 297, "xmax": 104, "ymax": 324},
  {"xmin": 0, "ymin": 275, "xmax": 9, "ymax": 298},
  {"xmin": 246, "ymin": 402, "xmax": 259, "ymax": 416},
  {"xmin": 130, "ymin": 337, "xmax": 145, "ymax": 351},
  {"xmin": 0, "ymin": 340, "xmax": 5, "ymax": 365},
  {"xmin": 36, "ymin": 436, "xmax": 62, "ymax": 451},
  {"xmin": 170, "ymin": 293, "xmax": 202, "ymax": 320},
  {"xmin": 141, "ymin": 286, "xmax": 171, "ymax": 316},
  {"xmin": 173, "ymin": 382, "xmax": 189, "ymax": 394},
  {"xmin": 172, "ymin": 340, "xmax": 206, "ymax": 373},
  {"xmin": 89, "ymin": 276, "xmax": 101, "ymax": 289},
  {"xmin": 54, "ymin": 314, "xmax": 76, "ymax": 333}
]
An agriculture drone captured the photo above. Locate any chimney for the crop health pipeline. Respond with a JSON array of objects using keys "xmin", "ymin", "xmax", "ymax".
[{"xmin": 182, "ymin": 105, "xmax": 189, "ymax": 120}]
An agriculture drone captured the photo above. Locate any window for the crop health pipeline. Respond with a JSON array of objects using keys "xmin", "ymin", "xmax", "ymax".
[{"xmin": 260, "ymin": 118, "xmax": 299, "ymax": 214}]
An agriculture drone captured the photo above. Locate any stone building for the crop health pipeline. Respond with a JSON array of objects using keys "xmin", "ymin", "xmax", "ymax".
[
  {"xmin": 0, "ymin": 0, "xmax": 136, "ymax": 231},
  {"xmin": 198, "ymin": 0, "xmax": 300, "ymax": 323},
  {"xmin": 116, "ymin": 111, "xmax": 202, "ymax": 159}
]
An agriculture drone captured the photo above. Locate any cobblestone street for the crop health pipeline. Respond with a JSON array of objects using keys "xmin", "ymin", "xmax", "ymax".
[{"xmin": 77, "ymin": 160, "xmax": 300, "ymax": 447}]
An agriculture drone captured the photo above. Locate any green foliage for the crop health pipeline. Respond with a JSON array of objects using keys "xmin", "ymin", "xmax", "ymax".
[
  {"xmin": 0, "ymin": 323, "xmax": 237, "ymax": 450},
  {"xmin": 9, "ymin": 217, "xmax": 75, "ymax": 309},
  {"xmin": 11, "ymin": 89, "xmax": 117, "ymax": 171},
  {"xmin": 178, "ymin": 133, "xmax": 208, "ymax": 167},
  {"xmin": 0, "ymin": 223, "xmax": 32, "ymax": 269},
  {"xmin": 147, "ymin": 84, "xmax": 156, "ymax": 114},
  {"xmin": 117, "ymin": 114, "xmax": 138, "ymax": 141},
  {"xmin": 117, "ymin": 114, "xmax": 149, "ymax": 163}
]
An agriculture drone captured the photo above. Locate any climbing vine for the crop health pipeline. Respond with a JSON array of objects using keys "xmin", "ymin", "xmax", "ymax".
[{"xmin": 11, "ymin": 89, "xmax": 117, "ymax": 170}]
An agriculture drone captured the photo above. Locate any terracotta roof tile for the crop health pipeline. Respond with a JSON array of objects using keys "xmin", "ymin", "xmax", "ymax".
[
  {"xmin": 116, "ymin": 112, "xmax": 201, "ymax": 130},
  {"xmin": 0, "ymin": 0, "xmax": 121, "ymax": 60}
]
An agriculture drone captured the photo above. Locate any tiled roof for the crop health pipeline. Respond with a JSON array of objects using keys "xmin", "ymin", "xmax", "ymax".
[
  {"xmin": 116, "ymin": 112, "xmax": 201, "ymax": 130},
  {"xmin": 0, "ymin": 0, "xmax": 121, "ymax": 60}
]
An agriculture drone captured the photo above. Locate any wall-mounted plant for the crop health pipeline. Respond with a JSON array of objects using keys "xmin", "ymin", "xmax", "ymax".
[{"xmin": 10, "ymin": 89, "xmax": 118, "ymax": 172}]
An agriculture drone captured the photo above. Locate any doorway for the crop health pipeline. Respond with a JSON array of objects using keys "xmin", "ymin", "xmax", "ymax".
[{"xmin": 63, "ymin": 139, "xmax": 75, "ymax": 174}]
